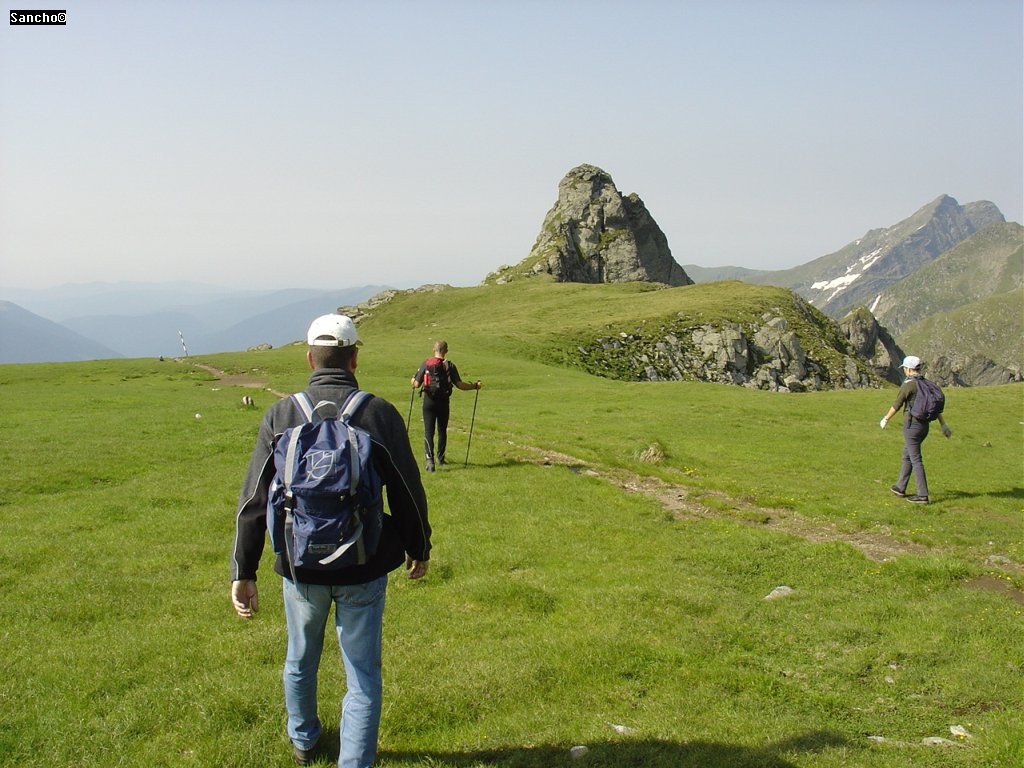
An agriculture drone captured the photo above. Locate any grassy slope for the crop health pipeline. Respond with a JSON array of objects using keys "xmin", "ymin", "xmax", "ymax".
[
  {"xmin": 349, "ymin": 279, "xmax": 864, "ymax": 385},
  {"xmin": 1, "ymin": 282, "xmax": 1022, "ymax": 768},
  {"xmin": 898, "ymin": 289, "xmax": 1024, "ymax": 372},
  {"xmin": 877, "ymin": 222, "xmax": 1024, "ymax": 338}
]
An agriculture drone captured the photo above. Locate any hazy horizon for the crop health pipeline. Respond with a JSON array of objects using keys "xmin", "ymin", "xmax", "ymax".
[{"xmin": 2, "ymin": 1, "xmax": 1021, "ymax": 291}]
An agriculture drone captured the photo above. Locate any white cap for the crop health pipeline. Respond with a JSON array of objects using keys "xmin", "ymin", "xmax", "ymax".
[
  {"xmin": 306, "ymin": 314, "xmax": 361, "ymax": 347},
  {"xmin": 901, "ymin": 355, "xmax": 921, "ymax": 370}
]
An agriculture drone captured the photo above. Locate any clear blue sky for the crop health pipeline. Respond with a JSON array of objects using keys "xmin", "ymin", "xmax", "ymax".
[{"xmin": 2, "ymin": 0, "xmax": 1021, "ymax": 290}]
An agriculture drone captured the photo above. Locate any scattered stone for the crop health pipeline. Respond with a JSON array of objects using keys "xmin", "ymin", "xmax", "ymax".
[
  {"xmin": 569, "ymin": 745, "xmax": 589, "ymax": 759},
  {"xmin": 763, "ymin": 586, "xmax": 794, "ymax": 600},
  {"xmin": 608, "ymin": 722, "xmax": 636, "ymax": 734},
  {"xmin": 949, "ymin": 725, "xmax": 972, "ymax": 740},
  {"xmin": 922, "ymin": 737, "xmax": 961, "ymax": 747}
]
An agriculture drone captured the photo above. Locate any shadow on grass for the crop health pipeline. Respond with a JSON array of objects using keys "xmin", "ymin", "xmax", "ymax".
[
  {"xmin": 941, "ymin": 486, "xmax": 1024, "ymax": 501},
  {"xmin": 372, "ymin": 731, "xmax": 851, "ymax": 768}
]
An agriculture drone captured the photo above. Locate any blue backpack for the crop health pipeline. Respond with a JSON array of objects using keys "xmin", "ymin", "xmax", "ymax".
[
  {"xmin": 267, "ymin": 390, "xmax": 383, "ymax": 581},
  {"xmin": 909, "ymin": 377, "xmax": 945, "ymax": 422}
]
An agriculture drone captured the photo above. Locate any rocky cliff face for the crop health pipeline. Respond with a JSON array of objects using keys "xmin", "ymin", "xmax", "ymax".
[
  {"xmin": 927, "ymin": 355, "xmax": 1022, "ymax": 387},
  {"xmin": 487, "ymin": 164, "xmax": 693, "ymax": 286},
  {"xmin": 839, "ymin": 306, "xmax": 904, "ymax": 384},
  {"xmin": 568, "ymin": 289, "xmax": 882, "ymax": 391}
]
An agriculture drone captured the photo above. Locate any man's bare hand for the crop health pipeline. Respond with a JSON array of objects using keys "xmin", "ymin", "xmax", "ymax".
[
  {"xmin": 405, "ymin": 557, "xmax": 429, "ymax": 580},
  {"xmin": 231, "ymin": 579, "xmax": 259, "ymax": 619}
]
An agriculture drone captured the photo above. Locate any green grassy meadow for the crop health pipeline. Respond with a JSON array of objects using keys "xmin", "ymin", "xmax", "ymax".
[{"xmin": 1, "ymin": 282, "xmax": 1022, "ymax": 767}]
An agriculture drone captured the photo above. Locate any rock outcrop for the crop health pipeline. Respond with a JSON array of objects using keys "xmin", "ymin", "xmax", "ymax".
[
  {"xmin": 927, "ymin": 355, "xmax": 1022, "ymax": 387},
  {"xmin": 487, "ymin": 164, "xmax": 693, "ymax": 286},
  {"xmin": 839, "ymin": 306, "xmax": 904, "ymax": 384},
  {"xmin": 569, "ymin": 291, "xmax": 882, "ymax": 391}
]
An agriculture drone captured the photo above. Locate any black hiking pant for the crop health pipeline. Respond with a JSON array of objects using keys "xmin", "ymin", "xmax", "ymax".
[{"xmin": 421, "ymin": 394, "xmax": 450, "ymax": 463}]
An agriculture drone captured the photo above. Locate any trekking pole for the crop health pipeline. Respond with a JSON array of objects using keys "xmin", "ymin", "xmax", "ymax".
[
  {"xmin": 464, "ymin": 385, "xmax": 480, "ymax": 467},
  {"xmin": 405, "ymin": 387, "xmax": 415, "ymax": 434}
]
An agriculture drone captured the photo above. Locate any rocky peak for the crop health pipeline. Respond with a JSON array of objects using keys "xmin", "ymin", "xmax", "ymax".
[
  {"xmin": 487, "ymin": 164, "xmax": 693, "ymax": 287},
  {"xmin": 798, "ymin": 195, "xmax": 1006, "ymax": 318}
]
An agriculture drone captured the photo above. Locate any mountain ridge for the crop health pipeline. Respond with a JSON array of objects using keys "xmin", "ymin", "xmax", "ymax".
[
  {"xmin": 742, "ymin": 194, "xmax": 1006, "ymax": 318},
  {"xmin": 0, "ymin": 301, "xmax": 123, "ymax": 363}
]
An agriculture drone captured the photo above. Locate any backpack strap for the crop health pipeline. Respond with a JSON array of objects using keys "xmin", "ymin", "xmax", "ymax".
[
  {"xmin": 283, "ymin": 392, "xmax": 316, "ymax": 494},
  {"xmin": 339, "ymin": 390, "xmax": 373, "ymax": 491},
  {"xmin": 291, "ymin": 392, "xmax": 315, "ymax": 422},
  {"xmin": 340, "ymin": 389, "xmax": 372, "ymax": 421}
]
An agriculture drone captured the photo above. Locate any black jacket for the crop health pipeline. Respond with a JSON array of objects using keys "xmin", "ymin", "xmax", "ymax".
[{"xmin": 231, "ymin": 368, "xmax": 430, "ymax": 585}]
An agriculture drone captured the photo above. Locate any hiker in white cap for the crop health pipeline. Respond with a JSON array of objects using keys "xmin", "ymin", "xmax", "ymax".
[
  {"xmin": 879, "ymin": 355, "xmax": 952, "ymax": 504},
  {"xmin": 231, "ymin": 314, "xmax": 431, "ymax": 767}
]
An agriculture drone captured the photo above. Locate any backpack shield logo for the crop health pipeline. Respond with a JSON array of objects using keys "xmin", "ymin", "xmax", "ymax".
[{"xmin": 306, "ymin": 451, "xmax": 335, "ymax": 481}]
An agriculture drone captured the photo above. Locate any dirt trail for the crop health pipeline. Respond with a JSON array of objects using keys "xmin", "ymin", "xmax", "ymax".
[
  {"xmin": 513, "ymin": 444, "xmax": 1024, "ymax": 589},
  {"xmin": 177, "ymin": 359, "xmax": 289, "ymax": 398}
]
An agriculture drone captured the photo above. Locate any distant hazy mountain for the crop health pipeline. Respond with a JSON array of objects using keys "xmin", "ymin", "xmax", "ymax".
[
  {"xmin": 743, "ymin": 195, "xmax": 1005, "ymax": 318},
  {"xmin": 0, "ymin": 280, "xmax": 239, "ymax": 321},
  {"xmin": 0, "ymin": 301, "xmax": 123, "ymax": 363},
  {"xmin": 193, "ymin": 290, "xmax": 391, "ymax": 355},
  {"xmin": 682, "ymin": 264, "xmax": 766, "ymax": 283},
  {"xmin": 0, "ymin": 283, "xmax": 390, "ymax": 361}
]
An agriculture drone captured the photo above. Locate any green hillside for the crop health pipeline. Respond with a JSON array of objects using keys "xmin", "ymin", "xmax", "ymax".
[
  {"xmin": 346, "ymin": 279, "xmax": 874, "ymax": 388},
  {"xmin": 899, "ymin": 288, "xmax": 1024, "ymax": 373},
  {"xmin": 875, "ymin": 222, "xmax": 1024, "ymax": 338},
  {"xmin": 2, "ymin": 282, "xmax": 1022, "ymax": 768}
]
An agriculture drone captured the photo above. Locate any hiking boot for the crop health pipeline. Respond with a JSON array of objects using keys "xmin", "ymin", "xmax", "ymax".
[
  {"xmin": 293, "ymin": 744, "xmax": 317, "ymax": 766},
  {"xmin": 425, "ymin": 460, "xmax": 435, "ymax": 473},
  {"xmin": 906, "ymin": 495, "xmax": 929, "ymax": 504},
  {"xmin": 889, "ymin": 485, "xmax": 907, "ymax": 497}
]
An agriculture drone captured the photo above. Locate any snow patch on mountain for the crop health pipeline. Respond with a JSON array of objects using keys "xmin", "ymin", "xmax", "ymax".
[{"xmin": 811, "ymin": 247, "xmax": 885, "ymax": 302}]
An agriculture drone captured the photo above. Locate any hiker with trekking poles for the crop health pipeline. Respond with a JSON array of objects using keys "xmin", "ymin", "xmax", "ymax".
[{"xmin": 410, "ymin": 340, "xmax": 482, "ymax": 471}]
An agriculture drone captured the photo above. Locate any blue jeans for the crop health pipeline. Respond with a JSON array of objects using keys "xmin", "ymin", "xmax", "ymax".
[{"xmin": 282, "ymin": 575, "xmax": 387, "ymax": 768}]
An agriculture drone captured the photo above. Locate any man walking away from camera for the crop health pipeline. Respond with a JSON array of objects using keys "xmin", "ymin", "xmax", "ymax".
[
  {"xmin": 879, "ymin": 355, "xmax": 951, "ymax": 505},
  {"xmin": 230, "ymin": 314, "xmax": 431, "ymax": 767},
  {"xmin": 410, "ymin": 339, "xmax": 481, "ymax": 472}
]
